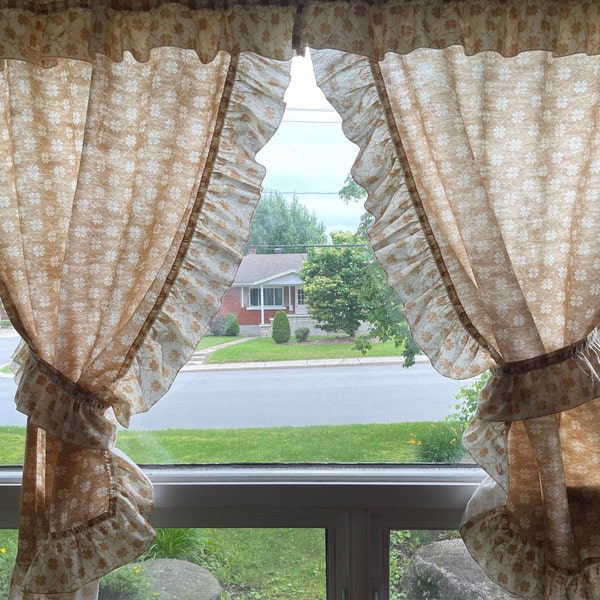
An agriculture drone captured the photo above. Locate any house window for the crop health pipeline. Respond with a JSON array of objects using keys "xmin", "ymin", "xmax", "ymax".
[
  {"xmin": 297, "ymin": 288, "xmax": 306, "ymax": 305},
  {"xmin": 249, "ymin": 287, "xmax": 284, "ymax": 307}
]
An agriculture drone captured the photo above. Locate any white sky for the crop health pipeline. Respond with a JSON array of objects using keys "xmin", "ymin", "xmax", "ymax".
[{"xmin": 256, "ymin": 52, "xmax": 364, "ymax": 237}]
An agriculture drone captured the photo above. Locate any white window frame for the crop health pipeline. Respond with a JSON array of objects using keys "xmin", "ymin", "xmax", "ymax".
[
  {"xmin": 248, "ymin": 286, "xmax": 285, "ymax": 309},
  {"xmin": 0, "ymin": 465, "xmax": 483, "ymax": 600},
  {"xmin": 297, "ymin": 287, "xmax": 306, "ymax": 305}
]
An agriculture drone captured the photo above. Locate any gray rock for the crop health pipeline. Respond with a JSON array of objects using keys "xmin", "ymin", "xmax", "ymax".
[
  {"xmin": 143, "ymin": 558, "xmax": 221, "ymax": 600},
  {"xmin": 400, "ymin": 539, "xmax": 519, "ymax": 600}
]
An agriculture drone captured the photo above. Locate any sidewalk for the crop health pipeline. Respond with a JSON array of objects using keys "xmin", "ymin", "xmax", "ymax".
[
  {"xmin": 0, "ymin": 329, "xmax": 427, "ymax": 374},
  {"xmin": 181, "ymin": 336, "xmax": 427, "ymax": 372}
]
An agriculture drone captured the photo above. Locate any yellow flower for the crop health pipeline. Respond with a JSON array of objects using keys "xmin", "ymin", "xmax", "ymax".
[
  {"xmin": 152, "ymin": 594, "xmax": 160, "ymax": 598},
  {"xmin": 0, "ymin": 548, "xmax": 6, "ymax": 554},
  {"xmin": 409, "ymin": 439, "xmax": 416, "ymax": 445}
]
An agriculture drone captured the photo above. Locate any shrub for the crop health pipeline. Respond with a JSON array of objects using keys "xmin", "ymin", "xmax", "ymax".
[
  {"xmin": 0, "ymin": 532, "xmax": 18, "ymax": 600},
  {"xmin": 446, "ymin": 370, "xmax": 490, "ymax": 428},
  {"xmin": 209, "ymin": 315, "xmax": 226, "ymax": 336},
  {"xmin": 409, "ymin": 422, "xmax": 465, "ymax": 463},
  {"xmin": 141, "ymin": 528, "xmax": 207, "ymax": 564},
  {"xmin": 98, "ymin": 564, "xmax": 152, "ymax": 600},
  {"xmin": 294, "ymin": 327, "xmax": 310, "ymax": 342},
  {"xmin": 271, "ymin": 310, "xmax": 290, "ymax": 344},
  {"xmin": 224, "ymin": 313, "xmax": 240, "ymax": 337}
]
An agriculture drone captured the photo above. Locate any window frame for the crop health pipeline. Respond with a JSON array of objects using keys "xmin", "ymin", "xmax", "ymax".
[
  {"xmin": 249, "ymin": 286, "xmax": 285, "ymax": 308},
  {"xmin": 297, "ymin": 287, "xmax": 306, "ymax": 305},
  {"xmin": 0, "ymin": 464, "xmax": 483, "ymax": 599}
]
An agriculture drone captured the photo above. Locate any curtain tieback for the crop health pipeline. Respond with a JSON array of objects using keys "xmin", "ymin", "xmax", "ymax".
[
  {"xmin": 496, "ymin": 330, "xmax": 598, "ymax": 376},
  {"xmin": 477, "ymin": 330, "xmax": 600, "ymax": 422},
  {"xmin": 13, "ymin": 348, "xmax": 117, "ymax": 449},
  {"xmin": 29, "ymin": 349, "xmax": 112, "ymax": 412}
]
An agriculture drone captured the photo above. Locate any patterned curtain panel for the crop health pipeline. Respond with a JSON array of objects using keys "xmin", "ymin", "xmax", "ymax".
[
  {"xmin": 313, "ymin": 46, "xmax": 600, "ymax": 599},
  {"xmin": 3, "ymin": 1, "xmax": 600, "ymax": 599},
  {"xmin": 0, "ymin": 48, "xmax": 289, "ymax": 599}
]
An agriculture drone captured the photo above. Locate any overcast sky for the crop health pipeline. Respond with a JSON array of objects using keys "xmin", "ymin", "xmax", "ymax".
[{"xmin": 256, "ymin": 52, "xmax": 365, "ymax": 237}]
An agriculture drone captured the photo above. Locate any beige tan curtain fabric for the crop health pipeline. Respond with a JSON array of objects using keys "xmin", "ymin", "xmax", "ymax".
[
  {"xmin": 301, "ymin": 0, "xmax": 600, "ymax": 59},
  {"xmin": 3, "ymin": 1, "xmax": 600, "ymax": 599},
  {"xmin": 313, "ymin": 46, "xmax": 600, "ymax": 599},
  {"xmin": 0, "ymin": 48, "xmax": 289, "ymax": 598}
]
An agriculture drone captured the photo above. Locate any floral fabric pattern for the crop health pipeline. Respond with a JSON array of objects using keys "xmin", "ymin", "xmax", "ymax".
[
  {"xmin": 313, "ymin": 46, "xmax": 600, "ymax": 599},
  {"xmin": 0, "ymin": 48, "xmax": 289, "ymax": 599},
  {"xmin": 303, "ymin": 0, "xmax": 600, "ymax": 59},
  {"xmin": 2, "ymin": 2, "xmax": 600, "ymax": 599}
]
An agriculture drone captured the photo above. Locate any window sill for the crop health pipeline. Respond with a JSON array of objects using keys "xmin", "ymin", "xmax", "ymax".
[
  {"xmin": 247, "ymin": 306, "xmax": 286, "ymax": 310},
  {"xmin": 0, "ymin": 464, "xmax": 484, "ymax": 529}
]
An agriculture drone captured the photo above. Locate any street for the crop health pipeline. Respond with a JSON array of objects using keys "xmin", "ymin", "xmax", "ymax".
[
  {"xmin": 0, "ymin": 333, "xmax": 475, "ymax": 430},
  {"xmin": 128, "ymin": 363, "xmax": 471, "ymax": 430}
]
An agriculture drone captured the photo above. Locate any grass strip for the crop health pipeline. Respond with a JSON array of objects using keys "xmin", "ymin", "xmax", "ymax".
[
  {"xmin": 196, "ymin": 335, "xmax": 240, "ymax": 351},
  {"xmin": 206, "ymin": 336, "xmax": 405, "ymax": 363},
  {"xmin": 0, "ymin": 422, "xmax": 435, "ymax": 465}
]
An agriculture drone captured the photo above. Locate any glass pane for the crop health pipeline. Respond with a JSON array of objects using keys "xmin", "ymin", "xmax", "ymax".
[
  {"xmin": 99, "ymin": 528, "xmax": 326, "ymax": 600},
  {"xmin": 0, "ymin": 527, "xmax": 326, "ymax": 599},
  {"xmin": 390, "ymin": 530, "xmax": 514, "ymax": 600},
  {"xmin": 0, "ymin": 53, "xmax": 482, "ymax": 467}
]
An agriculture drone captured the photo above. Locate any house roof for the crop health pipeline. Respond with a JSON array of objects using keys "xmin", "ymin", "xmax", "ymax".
[{"xmin": 233, "ymin": 253, "xmax": 306, "ymax": 286}]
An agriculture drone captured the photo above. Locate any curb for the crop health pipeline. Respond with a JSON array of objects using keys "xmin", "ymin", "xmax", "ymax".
[{"xmin": 181, "ymin": 354, "xmax": 430, "ymax": 372}]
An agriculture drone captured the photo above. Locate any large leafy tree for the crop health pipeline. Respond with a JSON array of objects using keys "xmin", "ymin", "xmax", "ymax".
[
  {"xmin": 353, "ymin": 211, "xmax": 421, "ymax": 367},
  {"xmin": 302, "ymin": 175, "xmax": 420, "ymax": 365},
  {"xmin": 247, "ymin": 191, "xmax": 327, "ymax": 253},
  {"xmin": 301, "ymin": 231, "xmax": 372, "ymax": 338}
]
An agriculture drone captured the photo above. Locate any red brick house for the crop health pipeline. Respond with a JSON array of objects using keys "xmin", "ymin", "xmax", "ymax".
[{"xmin": 218, "ymin": 251, "xmax": 307, "ymax": 326}]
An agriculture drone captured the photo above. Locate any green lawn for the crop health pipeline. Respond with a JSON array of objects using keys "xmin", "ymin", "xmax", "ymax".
[
  {"xmin": 0, "ymin": 422, "xmax": 434, "ymax": 465},
  {"xmin": 206, "ymin": 336, "xmax": 404, "ymax": 363},
  {"xmin": 197, "ymin": 335, "xmax": 239, "ymax": 350}
]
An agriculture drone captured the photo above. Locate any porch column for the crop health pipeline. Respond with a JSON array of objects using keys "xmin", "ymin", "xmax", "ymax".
[{"xmin": 260, "ymin": 284, "xmax": 265, "ymax": 325}]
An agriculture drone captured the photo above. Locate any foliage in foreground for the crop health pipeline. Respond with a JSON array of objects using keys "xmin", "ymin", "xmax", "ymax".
[
  {"xmin": 0, "ymin": 532, "xmax": 17, "ymax": 600},
  {"xmin": 98, "ymin": 564, "xmax": 153, "ymax": 600},
  {"xmin": 409, "ymin": 371, "xmax": 490, "ymax": 463},
  {"xmin": 389, "ymin": 530, "xmax": 459, "ymax": 600}
]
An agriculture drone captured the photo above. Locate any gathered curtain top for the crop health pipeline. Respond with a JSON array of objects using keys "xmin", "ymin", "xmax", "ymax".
[{"xmin": 2, "ymin": 0, "xmax": 600, "ymax": 67}]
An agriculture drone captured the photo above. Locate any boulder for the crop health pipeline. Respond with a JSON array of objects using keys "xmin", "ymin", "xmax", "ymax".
[
  {"xmin": 400, "ymin": 539, "xmax": 519, "ymax": 600},
  {"xmin": 144, "ymin": 558, "xmax": 221, "ymax": 600}
]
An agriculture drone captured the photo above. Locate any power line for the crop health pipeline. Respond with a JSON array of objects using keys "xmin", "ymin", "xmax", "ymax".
[
  {"xmin": 280, "ymin": 120, "xmax": 342, "ymax": 124},
  {"xmin": 285, "ymin": 107, "xmax": 338, "ymax": 113},
  {"xmin": 264, "ymin": 191, "xmax": 344, "ymax": 196},
  {"xmin": 244, "ymin": 244, "xmax": 367, "ymax": 249}
]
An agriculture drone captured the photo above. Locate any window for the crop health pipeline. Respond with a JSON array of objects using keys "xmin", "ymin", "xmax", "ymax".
[
  {"xmin": 249, "ymin": 287, "xmax": 284, "ymax": 307},
  {"xmin": 0, "ymin": 50, "xmax": 482, "ymax": 600}
]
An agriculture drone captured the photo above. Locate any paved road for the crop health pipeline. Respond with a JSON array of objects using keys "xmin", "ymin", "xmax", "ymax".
[
  {"xmin": 0, "ymin": 332, "xmax": 474, "ymax": 430},
  {"xmin": 128, "ymin": 363, "xmax": 471, "ymax": 430}
]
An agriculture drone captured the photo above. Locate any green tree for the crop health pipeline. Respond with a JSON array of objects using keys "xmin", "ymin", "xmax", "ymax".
[
  {"xmin": 247, "ymin": 191, "xmax": 327, "ymax": 253},
  {"xmin": 353, "ymin": 211, "xmax": 420, "ymax": 367},
  {"xmin": 338, "ymin": 174, "xmax": 367, "ymax": 204},
  {"xmin": 301, "ymin": 231, "xmax": 372, "ymax": 338}
]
